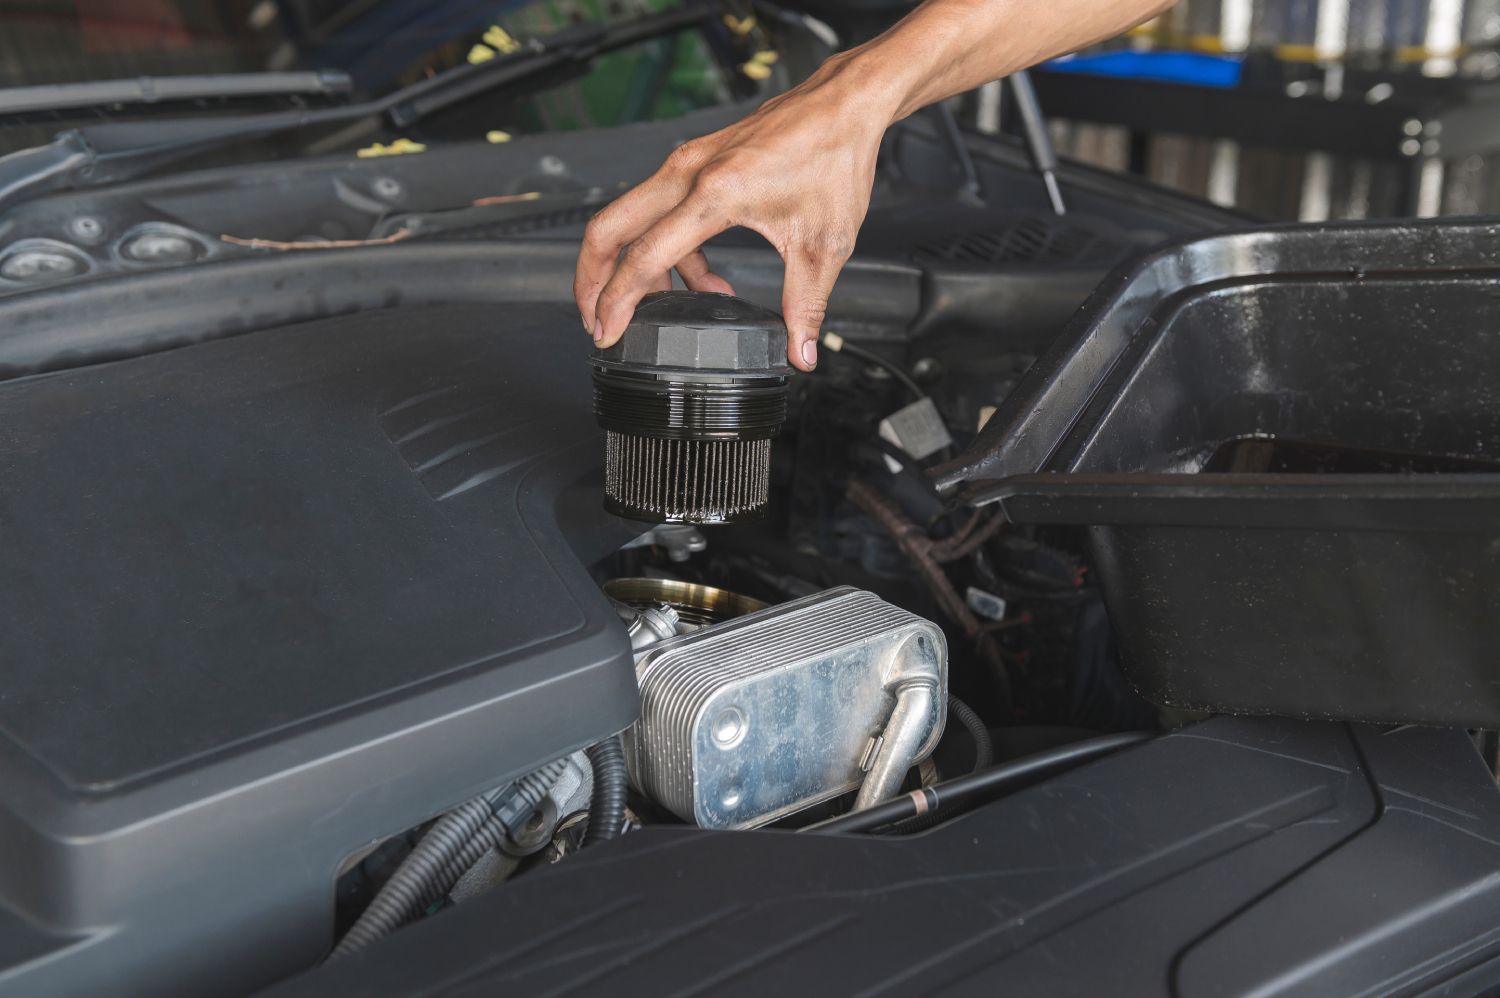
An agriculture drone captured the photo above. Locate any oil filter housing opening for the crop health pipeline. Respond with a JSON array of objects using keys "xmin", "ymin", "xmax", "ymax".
[{"xmin": 591, "ymin": 291, "xmax": 792, "ymax": 524}]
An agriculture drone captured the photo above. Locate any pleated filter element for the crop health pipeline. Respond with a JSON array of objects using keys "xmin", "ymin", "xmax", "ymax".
[
  {"xmin": 591, "ymin": 291, "xmax": 792, "ymax": 525},
  {"xmin": 604, "ymin": 433, "xmax": 771, "ymax": 523}
]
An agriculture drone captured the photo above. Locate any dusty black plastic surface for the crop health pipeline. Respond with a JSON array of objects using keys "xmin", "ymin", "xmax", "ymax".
[
  {"xmin": 264, "ymin": 716, "xmax": 1500, "ymax": 997},
  {"xmin": 0, "ymin": 302, "xmax": 638, "ymax": 996},
  {"xmin": 946, "ymin": 217, "xmax": 1500, "ymax": 727}
]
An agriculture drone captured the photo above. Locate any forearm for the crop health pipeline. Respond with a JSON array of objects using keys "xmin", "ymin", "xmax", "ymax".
[
  {"xmin": 823, "ymin": 0, "xmax": 1173, "ymax": 125},
  {"xmin": 575, "ymin": 0, "xmax": 1172, "ymax": 366}
]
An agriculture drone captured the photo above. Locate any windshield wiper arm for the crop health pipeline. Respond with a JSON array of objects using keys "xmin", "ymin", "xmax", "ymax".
[
  {"xmin": 0, "ymin": 3, "xmax": 717, "ymax": 215},
  {"xmin": 0, "ymin": 71, "xmax": 352, "ymax": 118}
]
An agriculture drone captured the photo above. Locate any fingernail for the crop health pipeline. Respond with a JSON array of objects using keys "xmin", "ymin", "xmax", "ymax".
[
  {"xmin": 582, "ymin": 313, "xmax": 591, "ymax": 333},
  {"xmin": 801, "ymin": 340, "xmax": 817, "ymax": 369},
  {"xmin": 592, "ymin": 320, "xmax": 603, "ymax": 344}
]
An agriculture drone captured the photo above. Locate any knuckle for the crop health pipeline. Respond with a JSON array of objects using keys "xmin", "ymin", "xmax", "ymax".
[
  {"xmin": 621, "ymin": 235, "xmax": 651, "ymax": 262},
  {"xmin": 818, "ymin": 227, "xmax": 856, "ymax": 263},
  {"xmin": 694, "ymin": 159, "xmax": 732, "ymax": 186},
  {"xmin": 621, "ymin": 237, "xmax": 657, "ymax": 270},
  {"xmin": 692, "ymin": 159, "xmax": 742, "ymax": 200},
  {"xmin": 793, "ymin": 297, "xmax": 829, "ymax": 322},
  {"xmin": 582, "ymin": 209, "xmax": 616, "ymax": 245},
  {"xmin": 664, "ymin": 140, "xmax": 705, "ymax": 172}
]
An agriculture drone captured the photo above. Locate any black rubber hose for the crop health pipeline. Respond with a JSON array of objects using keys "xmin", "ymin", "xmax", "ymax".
[
  {"xmin": 328, "ymin": 797, "xmax": 504, "ymax": 961},
  {"xmin": 583, "ymin": 735, "xmax": 628, "ymax": 847},
  {"xmin": 803, "ymin": 731, "xmax": 1154, "ymax": 835},
  {"xmin": 947, "ymin": 694, "xmax": 993, "ymax": 772},
  {"xmin": 328, "ymin": 762, "xmax": 566, "ymax": 961}
]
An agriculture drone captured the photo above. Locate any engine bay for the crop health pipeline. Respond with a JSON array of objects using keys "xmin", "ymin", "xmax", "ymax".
[{"xmin": 0, "ymin": 106, "xmax": 1498, "ymax": 998}]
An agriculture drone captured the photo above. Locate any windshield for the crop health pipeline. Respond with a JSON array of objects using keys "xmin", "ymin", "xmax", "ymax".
[{"xmin": 0, "ymin": 0, "xmax": 744, "ymax": 145}]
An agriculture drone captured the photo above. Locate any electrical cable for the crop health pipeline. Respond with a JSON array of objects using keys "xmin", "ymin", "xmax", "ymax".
[
  {"xmin": 948, "ymin": 693, "xmax": 994, "ymax": 771},
  {"xmin": 821, "ymin": 332, "xmax": 926, "ymax": 401},
  {"xmin": 751, "ymin": 0, "xmax": 839, "ymax": 51},
  {"xmin": 582, "ymin": 735, "xmax": 628, "ymax": 847},
  {"xmin": 886, "ymin": 694, "xmax": 993, "ymax": 834},
  {"xmin": 847, "ymin": 478, "xmax": 1012, "ymax": 705},
  {"xmin": 327, "ymin": 760, "xmax": 567, "ymax": 961},
  {"xmin": 802, "ymin": 731, "xmax": 1154, "ymax": 835}
]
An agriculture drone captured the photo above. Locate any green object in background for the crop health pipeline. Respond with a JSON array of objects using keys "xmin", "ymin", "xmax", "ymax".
[{"xmin": 503, "ymin": 0, "xmax": 730, "ymax": 132}]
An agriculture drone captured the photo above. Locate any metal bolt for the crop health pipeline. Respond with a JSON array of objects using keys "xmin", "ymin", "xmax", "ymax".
[
  {"xmin": 68, "ymin": 216, "xmax": 104, "ymax": 242},
  {"xmin": 719, "ymin": 785, "xmax": 743, "ymax": 808},
  {"xmin": 711, "ymin": 706, "xmax": 746, "ymax": 749},
  {"xmin": 1400, "ymin": 138, "xmax": 1422, "ymax": 156},
  {"xmin": 371, "ymin": 176, "xmax": 403, "ymax": 199},
  {"xmin": 1403, "ymin": 119, "xmax": 1424, "ymax": 137},
  {"xmin": 538, "ymin": 155, "xmax": 567, "ymax": 175},
  {"xmin": 911, "ymin": 357, "xmax": 943, "ymax": 382}
]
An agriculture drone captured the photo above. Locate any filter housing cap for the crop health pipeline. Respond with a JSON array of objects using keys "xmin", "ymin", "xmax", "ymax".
[
  {"xmin": 594, "ymin": 291, "xmax": 790, "ymax": 374},
  {"xmin": 591, "ymin": 291, "xmax": 793, "ymax": 523}
]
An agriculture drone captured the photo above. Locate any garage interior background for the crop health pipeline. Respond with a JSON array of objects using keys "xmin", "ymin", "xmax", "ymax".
[
  {"xmin": 1006, "ymin": 0, "xmax": 1500, "ymax": 219},
  {"xmin": 1, "ymin": 0, "xmax": 1497, "ymax": 220}
]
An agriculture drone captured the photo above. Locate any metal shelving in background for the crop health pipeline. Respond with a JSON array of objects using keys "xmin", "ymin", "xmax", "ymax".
[{"xmin": 971, "ymin": 0, "xmax": 1500, "ymax": 220}]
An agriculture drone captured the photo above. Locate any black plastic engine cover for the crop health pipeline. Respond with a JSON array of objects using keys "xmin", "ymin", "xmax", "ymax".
[
  {"xmin": 0, "ymin": 302, "xmax": 638, "ymax": 996},
  {"xmin": 267, "ymin": 717, "xmax": 1500, "ymax": 997}
]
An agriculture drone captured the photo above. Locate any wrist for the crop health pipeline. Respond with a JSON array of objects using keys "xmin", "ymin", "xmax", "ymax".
[{"xmin": 807, "ymin": 41, "xmax": 924, "ymax": 132}]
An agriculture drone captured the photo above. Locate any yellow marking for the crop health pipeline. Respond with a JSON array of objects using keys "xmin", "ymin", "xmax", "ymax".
[
  {"xmin": 483, "ymin": 25, "xmax": 522, "ymax": 54},
  {"xmin": 1275, "ymin": 43, "xmax": 1319, "ymax": 62},
  {"xmin": 471, "ymin": 191, "xmax": 543, "ymax": 206},
  {"xmin": 722, "ymin": 13, "xmax": 756, "ymax": 35},
  {"xmin": 356, "ymin": 138, "xmax": 427, "ymax": 158}
]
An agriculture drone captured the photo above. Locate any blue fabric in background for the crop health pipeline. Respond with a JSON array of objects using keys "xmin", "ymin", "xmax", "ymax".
[{"xmin": 1043, "ymin": 51, "xmax": 1243, "ymax": 89}]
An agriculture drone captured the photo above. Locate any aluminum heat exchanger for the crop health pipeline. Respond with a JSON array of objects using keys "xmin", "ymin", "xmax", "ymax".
[
  {"xmin": 625, "ymin": 587, "xmax": 948, "ymax": 829},
  {"xmin": 591, "ymin": 291, "xmax": 792, "ymax": 523}
]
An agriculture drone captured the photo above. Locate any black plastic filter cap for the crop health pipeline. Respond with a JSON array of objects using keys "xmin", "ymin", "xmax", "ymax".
[{"xmin": 591, "ymin": 291, "xmax": 793, "ymax": 524}]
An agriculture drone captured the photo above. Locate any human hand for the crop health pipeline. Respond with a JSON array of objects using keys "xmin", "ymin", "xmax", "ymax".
[
  {"xmin": 573, "ymin": 52, "xmax": 895, "ymax": 372},
  {"xmin": 574, "ymin": 0, "xmax": 1172, "ymax": 371}
]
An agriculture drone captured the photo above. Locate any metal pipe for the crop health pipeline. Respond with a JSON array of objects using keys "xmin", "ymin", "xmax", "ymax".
[
  {"xmin": 1008, "ymin": 69, "xmax": 1067, "ymax": 216},
  {"xmin": 808, "ymin": 731, "xmax": 1156, "ymax": 834},
  {"xmin": 854, "ymin": 679, "xmax": 939, "ymax": 810}
]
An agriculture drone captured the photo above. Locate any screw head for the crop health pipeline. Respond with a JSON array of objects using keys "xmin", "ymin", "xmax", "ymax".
[
  {"xmin": 711, "ymin": 706, "xmax": 747, "ymax": 749},
  {"xmin": 69, "ymin": 216, "xmax": 104, "ymax": 242}
]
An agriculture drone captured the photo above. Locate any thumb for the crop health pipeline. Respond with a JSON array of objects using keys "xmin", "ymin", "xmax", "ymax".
[{"xmin": 779, "ymin": 248, "xmax": 842, "ymax": 372}]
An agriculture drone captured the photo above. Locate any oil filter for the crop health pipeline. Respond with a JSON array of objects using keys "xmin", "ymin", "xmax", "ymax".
[{"xmin": 592, "ymin": 291, "xmax": 792, "ymax": 523}]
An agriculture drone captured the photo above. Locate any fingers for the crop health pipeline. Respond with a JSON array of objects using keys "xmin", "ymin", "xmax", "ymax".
[
  {"xmin": 594, "ymin": 196, "xmax": 731, "ymax": 347},
  {"xmin": 575, "ymin": 143, "xmax": 710, "ymax": 335},
  {"xmin": 575, "ymin": 174, "xmax": 695, "ymax": 336},
  {"xmin": 777, "ymin": 238, "xmax": 848, "ymax": 372},
  {"xmin": 674, "ymin": 249, "xmax": 735, "ymax": 296}
]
